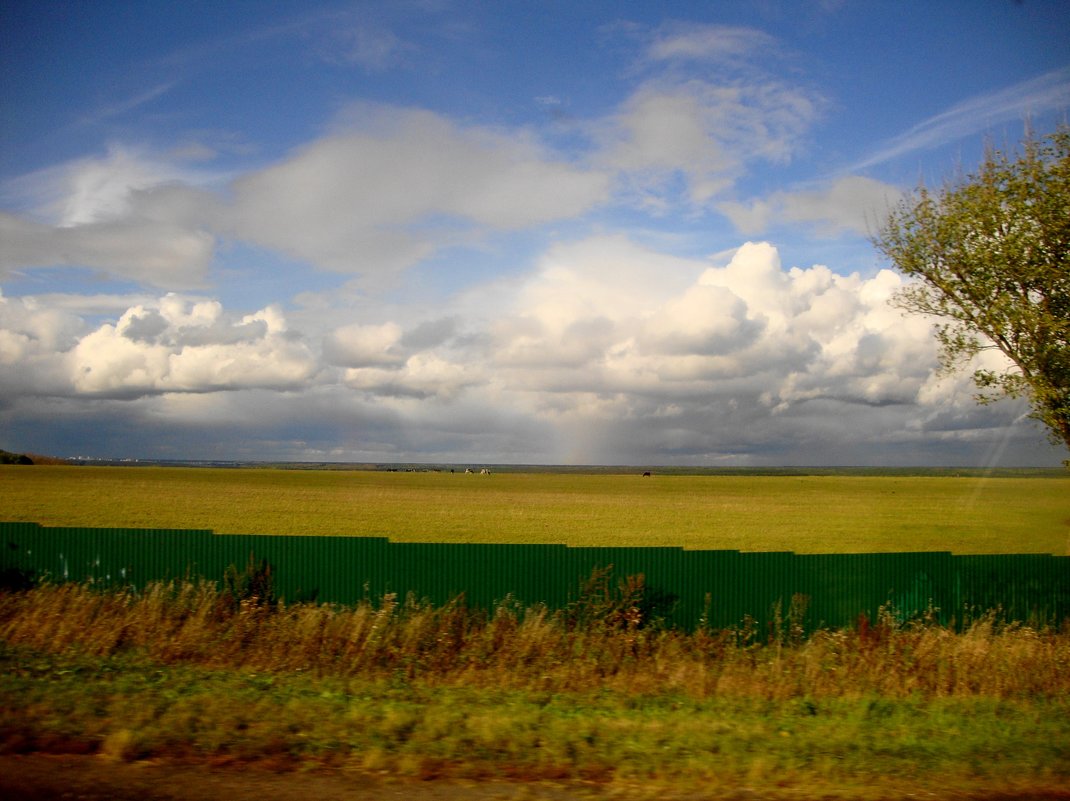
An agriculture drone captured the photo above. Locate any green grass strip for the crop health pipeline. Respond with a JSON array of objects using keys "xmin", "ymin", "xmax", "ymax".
[{"xmin": 3, "ymin": 644, "xmax": 1068, "ymax": 794}]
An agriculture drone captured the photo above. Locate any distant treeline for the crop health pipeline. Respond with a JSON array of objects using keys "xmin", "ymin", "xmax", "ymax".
[
  {"xmin": 0, "ymin": 449, "xmax": 68, "ymax": 466},
  {"xmin": 1, "ymin": 450, "xmax": 1065, "ymax": 477},
  {"xmin": 66, "ymin": 461, "xmax": 1070, "ymax": 477}
]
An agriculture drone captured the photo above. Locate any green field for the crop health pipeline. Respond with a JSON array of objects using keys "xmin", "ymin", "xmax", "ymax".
[
  {"xmin": 2, "ymin": 465, "xmax": 1068, "ymax": 554},
  {"xmin": 3, "ymin": 464, "xmax": 1070, "ymax": 798}
]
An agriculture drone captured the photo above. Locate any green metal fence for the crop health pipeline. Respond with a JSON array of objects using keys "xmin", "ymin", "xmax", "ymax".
[{"xmin": 2, "ymin": 522, "xmax": 1068, "ymax": 630}]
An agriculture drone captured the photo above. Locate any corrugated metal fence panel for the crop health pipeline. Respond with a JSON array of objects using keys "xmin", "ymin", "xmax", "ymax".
[
  {"xmin": 0, "ymin": 524, "xmax": 217, "ymax": 588},
  {"xmin": 953, "ymin": 554, "xmax": 1070, "ymax": 626},
  {"xmin": 3, "ymin": 523, "xmax": 1068, "ymax": 629},
  {"xmin": 682, "ymin": 550, "xmax": 742, "ymax": 629},
  {"xmin": 792, "ymin": 552, "xmax": 957, "ymax": 628},
  {"xmin": 735, "ymin": 552, "xmax": 795, "ymax": 629}
]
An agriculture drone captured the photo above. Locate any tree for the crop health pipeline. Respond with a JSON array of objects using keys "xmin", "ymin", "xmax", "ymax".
[{"xmin": 872, "ymin": 126, "xmax": 1070, "ymax": 460}]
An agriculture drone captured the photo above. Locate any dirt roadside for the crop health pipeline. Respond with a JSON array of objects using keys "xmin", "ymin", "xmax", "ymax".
[
  {"xmin": 0, "ymin": 754, "xmax": 589, "ymax": 801},
  {"xmin": 2, "ymin": 754, "xmax": 1069, "ymax": 801}
]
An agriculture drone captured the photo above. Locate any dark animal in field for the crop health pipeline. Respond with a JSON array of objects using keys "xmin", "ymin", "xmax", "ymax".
[{"xmin": 642, "ymin": 471, "xmax": 651, "ymax": 477}]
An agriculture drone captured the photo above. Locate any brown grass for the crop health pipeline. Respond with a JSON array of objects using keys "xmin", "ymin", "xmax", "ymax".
[{"xmin": 2, "ymin": 579, "xmax": 1067, "ymax": 700}]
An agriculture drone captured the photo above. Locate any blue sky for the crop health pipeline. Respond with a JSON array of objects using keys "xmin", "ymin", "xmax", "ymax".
[{"xmin": 1, "ymin": 0, "xmax": 1068, "ymax": 466}]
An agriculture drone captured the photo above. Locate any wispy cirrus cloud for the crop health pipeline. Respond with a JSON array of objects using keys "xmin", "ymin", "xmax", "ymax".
[
  {"xmin": 323, "ymin": 23, "xmax": 417, "ymax": 71},
  {"xmin": 853, "ymin": 67, "xmax": 1070, "ymax": 170},
  {"xmin": 76, "ymin": 82, "xmax": 178, "ymax": 128},
  {"xmin": 593, "ymin": 22, "xmax": 822, "ymax": 211},
  {"xmin": 645, "ymin": 23, "xmax": 776, "ymax": 65}
]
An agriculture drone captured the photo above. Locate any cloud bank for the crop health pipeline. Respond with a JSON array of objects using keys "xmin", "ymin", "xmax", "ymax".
[{"xmin": 3, "ymin": 239, "xmax": 1052, "ymax": 465}]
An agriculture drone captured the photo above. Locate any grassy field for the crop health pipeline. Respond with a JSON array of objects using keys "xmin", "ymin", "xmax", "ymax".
[
  {"xmin": 2, "ymin": 464, "xmax": 1068, "ymax": 553},
  {"xmin": 3, "ymin": 464, "xmax": 1070, "ymax": 798}
]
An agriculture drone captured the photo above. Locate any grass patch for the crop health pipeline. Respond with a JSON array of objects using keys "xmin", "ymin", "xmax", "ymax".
[
  {"xmin": 2, "ymin": 465, "xmax": 1068, "ymax": 553},
  {"xmin": 3, "ymin": 645, "xmax": 1067, "ymax": 792},
  {"xmin": 5, "ymin": 579, "xmax": 1068, "ymax": 699},
  {"xmin": 1, "ymin": 580, "xmax": 1069, "ymax": 795}
]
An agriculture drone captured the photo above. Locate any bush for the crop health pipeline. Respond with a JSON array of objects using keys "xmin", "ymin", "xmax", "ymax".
[{"xmin": 221, "ymin": 553, "xmax": 276, "ymax": 612}]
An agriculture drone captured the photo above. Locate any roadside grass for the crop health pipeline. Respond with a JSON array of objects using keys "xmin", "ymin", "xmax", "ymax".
[
  {"xmin": 1, "ymin": 580, "xmax": 1069, "ymax": 796},
  {"xmin": 2, "ymin": 465, "xmax": 1068, "ymax": 553},
  {"xmin": 3, "ymin": 646, "xmax": 1067, "ymax": 796}
]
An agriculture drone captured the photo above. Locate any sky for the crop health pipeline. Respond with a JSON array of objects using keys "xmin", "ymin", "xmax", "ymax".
[{"xmin": 1, "ymin": 1, "xmax": 1069, "ymax": 467}]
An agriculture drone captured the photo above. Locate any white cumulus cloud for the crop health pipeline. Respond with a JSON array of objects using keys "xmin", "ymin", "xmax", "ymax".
[
  {"xmin": 0, "ymin": 212, "xmax": 215, "ymax": 289},
  {"xmin": 0, "ymin": 146, "xmax": 223, "ymax": 289},
  {"xmin": 228, "ymin": 105, "xmax": 611, "ymax": 276},
  {"xmin": 2, "ymin": 236, "xmax": 1049, "ymax": 464},
  {"xmin": 719, "ymin": 176, "xmax": 903, "ymax": 237},
  {"xmin": 66, "ymin": 296, "xmax": 317, "ymax": 397}
]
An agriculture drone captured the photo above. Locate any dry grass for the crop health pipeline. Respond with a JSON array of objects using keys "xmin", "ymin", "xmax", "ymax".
[
  {"xmin": 3, "ymin": 579, "xmax": 1067, "ymax": 701},
  {"xmin": 3, "ymin": 580, "xmax": 1068, "ymax": 794}
]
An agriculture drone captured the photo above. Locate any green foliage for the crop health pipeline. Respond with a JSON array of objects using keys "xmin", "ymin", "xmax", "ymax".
[
  {"xmin": 0, "ymin": 449, "xmax": 32, "ymax": 465},
  {"xmin": 873, "ymin": 126, "xmax": 1070, "ymax": 458}
]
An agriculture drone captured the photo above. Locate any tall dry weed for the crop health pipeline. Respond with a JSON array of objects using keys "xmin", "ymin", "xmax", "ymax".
[{"xmin": 2, "ymin": 580, "xmax": 1068, "ymax": 700}]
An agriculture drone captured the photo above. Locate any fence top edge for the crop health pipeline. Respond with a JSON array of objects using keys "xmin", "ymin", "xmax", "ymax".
[{"xmin": 2, "ymin": 522, "xmax": 1067, "ymax": 560}]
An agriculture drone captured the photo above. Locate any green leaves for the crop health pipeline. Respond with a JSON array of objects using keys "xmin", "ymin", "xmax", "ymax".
[{"xmin": 874, "ymin": 127, "xmax": 1070, "ymax": 456}]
